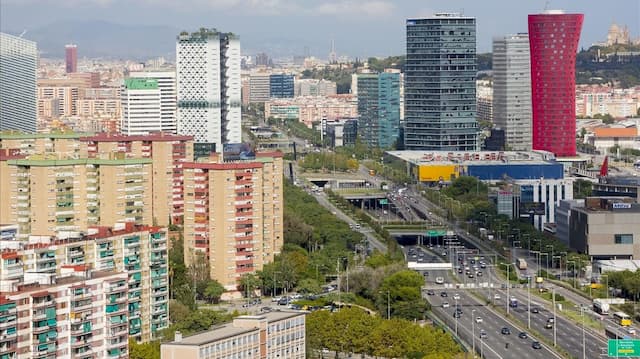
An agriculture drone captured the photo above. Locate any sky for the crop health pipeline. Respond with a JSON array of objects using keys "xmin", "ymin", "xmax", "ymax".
[{"xmin": 2, "ymin": 0, "xmax": 639, "ymax": 58}]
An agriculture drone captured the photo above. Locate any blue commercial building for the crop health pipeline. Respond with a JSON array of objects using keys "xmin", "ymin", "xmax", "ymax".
[
  {"xmin": 357, "ymin": 72, "xmax": 401, "ymax": 148},
  {"xmin": 270, "ymin": 74, "xmax": 294, "ymax": 98},
  {"xmin": 404, "ymin": 13, "xmax": 479, "ymax": 151},
  {"xmin": 463, "ymin": 163, "xmax": 564, "ymax": 181}
]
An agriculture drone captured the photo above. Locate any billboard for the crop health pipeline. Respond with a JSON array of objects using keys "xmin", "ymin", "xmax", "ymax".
[
  {"xmin": 222, "ymin": 143, "xmax": 255, "ymax": 161},
  {"xmin": 520, "ymin": 202, "xmax": 545, "ymax": 215}
]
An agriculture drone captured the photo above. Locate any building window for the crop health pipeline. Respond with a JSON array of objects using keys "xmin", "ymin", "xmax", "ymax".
[{"xmin": 615, "ymin": 234, "xmax": 633, "ymax": 244}]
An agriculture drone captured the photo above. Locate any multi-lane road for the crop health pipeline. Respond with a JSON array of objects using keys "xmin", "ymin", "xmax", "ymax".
[{"xmin": 408, "ymin": 245, "xmax": 560, "ymax": 359}]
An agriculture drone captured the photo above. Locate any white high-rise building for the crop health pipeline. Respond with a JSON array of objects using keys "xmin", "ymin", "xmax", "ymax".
[
  {"xmin": 492, "ymin": 33, "xmax": 532, "ymax": 151},
  {"xmin": 128, "ymin": 70, "xmax": 177, "ymax": 134},
  {"xmin": 176, "ymin": 29, "xmax": 241, "ymax": 152},
  {"xmin": 121, "ymin": 77, "xmax": 162, "ymax": 135},
  {"xmin": 0, "ymin": 32, "xmax": 37, "ymax": 133}
]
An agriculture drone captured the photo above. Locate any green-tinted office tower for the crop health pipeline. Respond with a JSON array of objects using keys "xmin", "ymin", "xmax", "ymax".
[
  {"xmin": 404, "ymin": 13, "xmax": 479, "ymax": 151},
  {"xmin": 357, "ymin": 72, "xmax": 400, "ymax": 148}
]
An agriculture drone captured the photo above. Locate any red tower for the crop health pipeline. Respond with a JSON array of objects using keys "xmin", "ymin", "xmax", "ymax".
[
  {"xmin": 528, "ymin": 11, "xmax": 583, "ymax": 157},
  {"xmin": 65, "ymin": 44, "xmax": 77, "ymax": 73}
]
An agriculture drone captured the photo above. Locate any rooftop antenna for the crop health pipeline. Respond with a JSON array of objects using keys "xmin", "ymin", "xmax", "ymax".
[
  {"xmin": 544, "ymin": 0, "xmax": 551, "ymax": 11},
  {"xmin": 19, "ymin": 30, "xmax": 27, "ymax": 38}
]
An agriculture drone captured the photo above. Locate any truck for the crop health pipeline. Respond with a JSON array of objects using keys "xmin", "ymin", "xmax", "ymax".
[
  {"xmin": 517, "ymin": 258, "xmax": 528, "ymax": 270},
  {"xmin": 593, "ymin": 299, "xmax": 610, "ymax": 315}
]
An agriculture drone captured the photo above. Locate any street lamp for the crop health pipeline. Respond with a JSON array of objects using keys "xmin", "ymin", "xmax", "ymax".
[
  {"xmin": 546, "ymin": 245, "xmax": 554, "ymax": 273},
  {"xmin": 527, "ymin": 276, "xmax": 532, "ymax": 329},
  {"xmin": 580, "ymin": 305, "xmax": 586, "ymax": 359},
  {"xmin": 273, "ymin": 271, "xmax": 282, "ymax": 297},
  {"xmin": 386, "ymin": 290, "xmax": 391, "ymax": 320},
  {"xmin": 454, "ymin": 297, "xmax": 459, "ymax": 335},
  {"xmin": 602, "ymin": 274, "xmax": 609, "ymax": 299},
  {"xmin": 567, "ymin": 260, "xmax": 577, "ymax": 288},
  {"xmin": 552, "ymin": 288, "xmax": 557, "ymax": 347},
  {"xmin": 540, "ymin": 253, "xmax": 550, "ymax": 280},
  {"xmin": 472, "ymin": 308, "xmax": 476, "ymax": 358}
]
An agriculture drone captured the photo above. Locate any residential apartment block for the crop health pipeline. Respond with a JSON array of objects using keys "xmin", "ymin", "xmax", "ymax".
[
  {"xmin": 264, "ymin": 95, "xmax": 357, "ymax": 128},
  {"xmin": 81, "ymin": 133, "xmax": 194, "ymax": 226},
  {"xmin": 0, "ymin": 151, "xmax": 153, "ymax": 238},
  {"xmin": 0, "ymin": 132, "xmax": 194, "ymax": 228},
  {"xmin": 0, "ymin": 268, "xmax": 130, "ymax": 359},
  {"xmin": 183, "ymin": 153, "xmax": 283, "ymax": 290},
  {"xmin": 161, "ymin": 311, "xmax": 306, "ymax": 359},
  {"xmin": 0, "ymin": 223, "xmax": 169, "ymax": 357}
]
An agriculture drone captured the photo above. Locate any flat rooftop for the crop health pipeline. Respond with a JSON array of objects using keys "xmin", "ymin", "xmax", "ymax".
[
  {"xmin": 165, "ymin": 311, "xmax": 305, "ymax": 346},
  {"xmin": 385, "ymin": 150, "xmax": 558, "ymax": 166}
]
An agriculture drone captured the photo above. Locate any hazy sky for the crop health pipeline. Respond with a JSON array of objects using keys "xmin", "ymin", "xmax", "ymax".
[{"xmin": 2, "ymin": 0, "xmax": 639, "ymax": 57}]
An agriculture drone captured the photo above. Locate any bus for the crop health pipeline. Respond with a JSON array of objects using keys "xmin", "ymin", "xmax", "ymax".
[{"xmin": 613, "ymin": 311, "xmax": 633, "ymax": 327}]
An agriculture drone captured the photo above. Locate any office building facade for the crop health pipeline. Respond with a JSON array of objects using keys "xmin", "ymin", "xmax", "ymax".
[
  {"xmin": 121, "ymin": 78, "xmax": 162, "ymax": 135},
  {"xmin": 176, "ymin": 29, "xmax": 241, "ymax": 152},
  {"xmin": 269, "ymin": 74, "xmax": 294, "ymax": 99},
  {"xmin": 249, "ymin": 73, "xmax": 271, "ymax": 103},
  {"xmin": 65, "ymin": 44, "xmax": 77, "ymax": 73},
  {"xmin": 183, "ymin": 153, "xmax": 283, "ymax": 291},
  {"xmin": 128, "ymin": 71, "xmax": 177, "ymax": 134},
  {"xmin": 528, "ymin": 11, "xmax": 583, "ymax": 157},
  {"xmin": 404, "ymin": 14, "xmax": 478, "ymax": 151},
  {"xmin": 492, "ymin": 34, "xmax": 532, "ymax": 151},
  {"xmin": 0, "ymin": 33, "xmax": 37, "ymax": 133},
  {"xmin": 161, "ymin": 311, "xmax": 306, "ymax": 359},
  {"xmin": 357, "ymin": 71, "xmax": 400, "ymax": 148}
]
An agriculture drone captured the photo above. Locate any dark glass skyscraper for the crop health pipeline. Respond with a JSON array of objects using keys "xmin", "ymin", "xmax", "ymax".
[
  {"xmin": 269, "ymin": 74, "xmax": 294, "ymax": 98},
  {"xmin": 357, "ymin": 71, "xmax": 401, "ymax": 149},
  {"xmin": 404, "ymin": 13, "xmax": 478, "ymax": 151}
]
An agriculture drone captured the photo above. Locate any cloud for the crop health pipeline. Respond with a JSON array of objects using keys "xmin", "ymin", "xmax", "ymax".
[{"xmin": 314, "ymin": 0, "xmax": 395, "ymax": 17}]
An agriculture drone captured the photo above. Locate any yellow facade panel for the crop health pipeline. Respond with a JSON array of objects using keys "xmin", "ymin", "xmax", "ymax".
[{"xmin": 418, "ymin": 165, "xmax": 459, "ymax": 182}]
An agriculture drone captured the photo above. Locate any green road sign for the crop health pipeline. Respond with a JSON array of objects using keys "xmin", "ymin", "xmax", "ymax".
[
  {"xmin": 608, "ymin": 339, "xmax": 640, "ymax": 357},
  {"xmin": 426, "ymin": 230, "xmax": 446, "ymax": 237},
  {"xmin": 379, "ymin": 199, "xmax": 388, "ymax": 205}
]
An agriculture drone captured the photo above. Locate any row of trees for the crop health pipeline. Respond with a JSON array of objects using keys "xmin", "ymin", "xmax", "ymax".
[
  {"xmin": 306, "ymin": 308, "xmax": 462, "ymax": 358},
  {"xmin": 299, "ymin": 152, "xmax": 359, "ymax": 172}
]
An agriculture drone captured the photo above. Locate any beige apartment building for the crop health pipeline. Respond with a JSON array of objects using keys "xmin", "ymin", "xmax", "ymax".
[
  {"xmin": 80, "ymin": 133, "xmax": 194, "ymax": 225},
  {"xmin": 161, "ymin": 311, "xmax": 306, "ymax": 359},
  {"xmin": 0, "ymin": 151, "xmax": 152, "ymax": 238},
  {"xmin": 0, "ymin": 132, "xmax": 194, "ymax": 228},
  {"xmin": 183, "ymin": 153, "xmax": 283, "ymax": 290}
]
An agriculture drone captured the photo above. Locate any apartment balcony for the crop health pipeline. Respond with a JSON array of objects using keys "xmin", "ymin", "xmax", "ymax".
[
  {"xmin": 70, "ymin": 338, "xmax": 91, "ymax": 349},
  {"xmin": 71, "ymin": 301, "xmax": 93, "ymax": 313},
  {"xmin": 68, "ymin": 250, "xmax": 84, "ymax": 258},
  {"xmin": 1, "ymin": 267, "xmax": 23, "ymax": 280},
  {"xmin": 109, "ymin": 326, "xmax": 128, "ymax": 338},
  {"xmin": 33, "ymin": 299, "xmax": 54, "ymax": 309}
]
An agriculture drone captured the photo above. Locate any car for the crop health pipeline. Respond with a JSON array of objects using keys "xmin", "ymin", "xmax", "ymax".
[
  {"xmin": 531, "ymin": 307, "xmax": 539, "ymax": 313},
  {"xmin": 477, "ymin": 271, "xmax": 483, "ymax": 277},
  {"xmin": 480, "ymin": 263, "xmax": 487, "ymax": 269},
  {"xmin": 628, "ymin": 327, "xmax": 637, "ymax": 335},
  {"xmin": 494, "ymin": 293, "xmax": 501, "ymax": 300},
  {"xmin": 271, "ymin": 296, "xmax": 282, "ymax": 302},
  {"xmin": 442, "ymin": 302, "xmax": 450, "ymax": 308},
  {"xmin": 440, "ymin": 292, "xmax": 448, "ymax": 297},
  {"xmin": 468, "ymin": 273, "xmax": 475, "ymax": 279},
  {"xmin": 501, "ymin": 327, "xmax": 511, "ymax": 335},
  {"xmin": 475, "ymin": 317, "xmax": 483, "ymax": 323},
  {"xmin": 532, "ymin": 341, "xmax": 542, "ymax": 349},
  {"xmin": 435, "ymin": 277, "xmax": 445, "ymax": 284},
  {"xmin": 423, "ymin": 272, "xmax": 429, "ymax": 277},
  {"xmin": 260, "ymin": 306, "xmax": 272, "ymax": 312},
  {"xmin": 442, "ymin": 252, "xmax": 447, "ymax": 256},
  {"xmin": 427, "ymin": 289, "xmax": 435, "ymax": 296},
  {"xmin": 455, "ymin": 307, "xmax": 463, "ymax": 314},
  {"xmin": 545, "ymin": 322, "xmax": 553, "ymax": 329},
  {"xmin": 453, "ymin": 311, "xmax": 461, "ymax": 318},
  {"xmin": 518, "ymin": 332, "xmax": 528, "ymax": 339},
  {"xmin": 458, "ymin": 268, "xmax": 463, "ymax": 274},
  {"xmin": 479, "ymin": 330, "xmax": 487, "ymax": 339},
  {"xmin": 453, "ymin": 293, "xmax": 461, "ymax": 300},
  {"xmin": 547, "ymin": 318, "xmax": 555, "ymax": 324}
]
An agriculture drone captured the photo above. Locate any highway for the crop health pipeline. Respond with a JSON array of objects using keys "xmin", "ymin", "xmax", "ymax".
[{"xmin": 409, "ymin": 245, "xmax": 560, "ymax": 359}]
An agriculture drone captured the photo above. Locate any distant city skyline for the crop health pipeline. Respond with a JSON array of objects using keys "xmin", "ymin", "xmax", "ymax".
[{"xmin": 1, "ymin": 0, "xmax": 639, "ymax": 59}]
